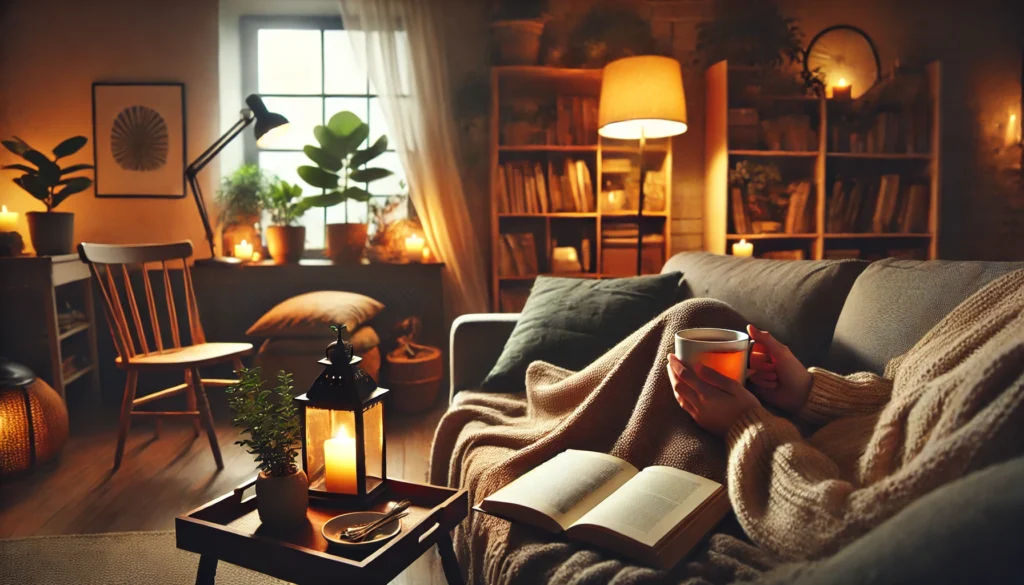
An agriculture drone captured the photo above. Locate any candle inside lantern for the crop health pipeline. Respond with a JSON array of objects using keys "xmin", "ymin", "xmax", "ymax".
[
  {"xmin": 732, "ymin": 239, "xmax": 753, "ymax": 258},
  {"xmin": 233, "ymin": 239, "xmax": 253, "ymax": 261},
  {"xmin": 832, "ymin": 78, "xmax": 852, "ymax": 101},
  {"xmin": 0, "ymin": 206, "xmax": 18, "ymax": 232},
  {"xmin": 405, "ymin": 233, "xmax": 425, "ymax": 263},
  {"xmin": 324, "ymin": 425, "xmax": 358, "ymax": 494},
  {"xmin": 1005, "ymin": 113, "xmax": 1020, "ymax": 148}
]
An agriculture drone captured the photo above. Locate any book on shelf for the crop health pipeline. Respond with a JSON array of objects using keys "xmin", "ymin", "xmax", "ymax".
[
  {"xmin": 475, "ymin": 449, "xmax": 729, "ymax": 569},
  {"xmin": 499, "ymin": 233, "xmax": 539, "ymax": 276},
  {"xmin": 730, "ymin": 187, "xmax": 751, "ymax": 234},
  {"xmin": 871, "ymin": 174, "xmax": 901, "ymax": 233},
  {"xmin": 499, "ymin": 159, "xmax": 594, "ymax": 214},
  {"xmin": 760, "ymin": 250, "xmax": 806, "ymax": 260},
  {"xmin": 499, "ymin": 288, "xmax": 531, "ymax": 312},
  {"xmin": 826, "ymin": 175, "xmax": 927, "ymax": 234},
  {"xmin": 783, "ymin": 181, "xmax": 813, "ymax": 234},
  {"xmin": 555, "ymin": 96, "xmax": 599, "ymax": 146},
  {"xmin": 898, "ymin": 184, "xmax": 930, "ymax": 233}
]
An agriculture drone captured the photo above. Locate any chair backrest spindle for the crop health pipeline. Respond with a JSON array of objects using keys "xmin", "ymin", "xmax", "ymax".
[
  {"xmin": 162, "ymin": 261, "xmax": 182, "ymax": 348},
  {"xmin": 121, "ymin": 264, "xmax": 150, "ymax": 355},
  {"xmin": 141, "ymin": 262, "xmax": 165, "ymax": 353}
]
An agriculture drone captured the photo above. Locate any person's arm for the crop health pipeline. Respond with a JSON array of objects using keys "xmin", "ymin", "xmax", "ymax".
[{"xmin": 795, "ymin": 368, "xmax": 893, "ymax": 426}]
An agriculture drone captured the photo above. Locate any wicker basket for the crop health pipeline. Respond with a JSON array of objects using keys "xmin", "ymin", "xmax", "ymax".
[{"xmin": 385, "ymin": 343, "xmax": 443, "ymax": 414}]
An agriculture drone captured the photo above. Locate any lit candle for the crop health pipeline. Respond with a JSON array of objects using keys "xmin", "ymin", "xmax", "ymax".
[
  {"xmin": 233, "ymin": 239, "xmax": 253, "ymax": 261},
  {"xmin": 0, "ymin": 205, "xmax": 18, "ymax": 232},
  {"xmin": 324, "ymin": 425, "xmax": 358, "ymax": 494},
  {"xmin": 405, "ymin": 233, "xmax": 425, "ymax": 263},
  {"xmin": 732, "ymin": 239, "xmax": 753, "ymax": 258},
  {"xmin": 832, "ymin": 78, "xmax": 852, "ymax": 101},
  {"xmin": 1005, "ymin": 113, "xmax": 1019, "ymax": 148},
  {"xmin": 422, "ymin": 246, "xmax": 431, "ymax": 262},
  {"xmin": 251, "ymin": 251, "xmax": 262, "ymax": 263}
]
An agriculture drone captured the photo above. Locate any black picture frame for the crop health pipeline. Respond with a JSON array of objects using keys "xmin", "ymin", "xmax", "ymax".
[{"xmin": 92, "ymin": 82, "xmax": 187, "ymax": 199}]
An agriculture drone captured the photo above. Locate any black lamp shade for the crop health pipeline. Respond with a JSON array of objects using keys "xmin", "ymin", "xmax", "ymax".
[{"xmin": 245, "ymin": 94, "xmax": 290, "ymax": 144}]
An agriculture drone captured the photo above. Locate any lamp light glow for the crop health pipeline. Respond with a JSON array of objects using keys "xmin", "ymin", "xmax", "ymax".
[{"xmin": 598, "ymin": 56, "xmax": 688, "ymax": 140}]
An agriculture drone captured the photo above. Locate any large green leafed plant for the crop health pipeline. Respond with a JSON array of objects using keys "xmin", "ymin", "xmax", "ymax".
[
  {"xmin": 227, "ymin": 367, "xmax": 302, "ymax": 477},
  {"xmin": 262, "ymin": 179, "xmax": 313, "ymax": 226},
  {"xmin": 297, "ymin": 111, "xmax": 392, "ymax": 213},
  {"xmin": 2, "ymin": 135, "xmax": 94, "ymax": 211}
]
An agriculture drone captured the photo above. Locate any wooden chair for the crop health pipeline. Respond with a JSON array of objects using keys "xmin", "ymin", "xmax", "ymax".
[{"xmin": 78, "ymin": 241, "xmax": 252, "ymax": 470}]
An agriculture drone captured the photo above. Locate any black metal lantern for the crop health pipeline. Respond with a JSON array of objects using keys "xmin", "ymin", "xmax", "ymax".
[{"xmin": 294, "ymin": 326, "xmax": 388, "ymax": 504}]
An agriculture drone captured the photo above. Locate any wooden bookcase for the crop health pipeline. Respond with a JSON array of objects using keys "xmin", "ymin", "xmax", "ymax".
[
  {"xmin": 490, "ymin": 66, "xmax": 673, "ymax": 311},
  {"xmin": 704, "ymin": 60, "xmax": 941, "ymax": 261}
]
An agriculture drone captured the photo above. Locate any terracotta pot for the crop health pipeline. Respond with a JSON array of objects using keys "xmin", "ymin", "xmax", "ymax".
[
  {"xmin": 266, "ymin": 225, "xmax": 306, "ymax": 264},
  {"xmin": 26, "ymin": 211, "xmax": 74, "ymax": 256},
  {"xmin": 385, "ymin": 344, "xmax": 443, "ymax": 414},
  {"xmin": 255, "ymin": 469, "xmax": 309, "ymax": 528},
  {"xmin": 325, "ymin": 223, "xmax": 368, "ymax": 264},
  {"xmin": 491, "ymin": 20, "xmax": 545, "ymax": 65}
]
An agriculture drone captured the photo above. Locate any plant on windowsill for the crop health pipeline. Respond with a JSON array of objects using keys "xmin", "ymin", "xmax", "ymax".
[
  {"xmin": 1, "ymin": 135, "xmax": 93, "ymax": 256},
  {"xmin": 227, "ymin": 367, "xmax": 308, "ymax": 528},
  {"xmin": 491, "ymin": 0, "xmax": 548, "ymax": 65},
  {"xmin": 298, "ymin": 110, "xmax": 392, "ymax": 264},
  {"xmin": 217, "ymin": 164, "xmax": 269, "ymax": 259},
  {"xmin": 262, "ymin": 178, "xmax": 312, "ymax": 264}
]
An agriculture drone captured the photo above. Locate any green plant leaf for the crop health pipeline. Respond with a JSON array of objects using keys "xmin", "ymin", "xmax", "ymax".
[
  {"xmin": 302, "ymin": 145, "xmax": 342, "ymax": 172},
  {"xmin": 13, "ymin": 175, "xmax": 49, "ymax": 200},
  {"xmin": 1, "ymin": 139, "xmax": 29, "ymax": 156},
  {"xmin": 297, "ymin": 165, "xmax": 339, "ymax": 190},
  {"xmin": 301, "ymin": 190, "xmax": 347, "ymax": 208},
  {"xmin": 313, "ymin": 125, "xmax": 347, "ymax": 159},
  {"xmin": 326, "ymin": 111, "xmax": 364, "ymax": 137},
  {"xmin": 2, "ymin": 164, "xmax": 36, "ymax": 173},
  {"xmin": 350, "ymin": 167, "xmax": 392, "ymax": 183},
  {"xmin": 60, "ymin": 163, "xmax": 94, "ymax": 175},
  {"xmin": 341, "ymin": 185, "xmax": 372, "ymax": 202},
  {"xmin": 350, "ymin": 135, "xmax": 388, "ymax": 168},
  {"xmin": 340, "ymin": 123, "xmax": 369, "ymax": 155},
  {"xmin": 51, "ymin": 177, "xmax": 92, "ymax": 208},
  {"xmin": 22, "ymin": 150, "xmax": 60, "ymax": 186},
  {"xmin": 52, "ymin": 136, "xmax": 88, "ymax": 158}
]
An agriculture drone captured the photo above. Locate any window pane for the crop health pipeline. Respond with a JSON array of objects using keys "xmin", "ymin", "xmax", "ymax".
[
  {"xmin": 325, "ymin": 97, "xmax": 370, "ymax": 149},
  {"xmin": 366, "ymin": 151, "xmax": 406, "ymax": 196},
  {"xmin": 368, "ymin": 97, "xmax": 390, "ymax": 147},
  {"xmin": 258, "ymin": 151, "xmax": 325, "ymax": 249},
  {"xmin": 258, "ymin": 97, "xmax": 323, "ymax": 150},
  {"xmin": 346, "ymin": 199, "xmax": 369, "ymax": 224},
  {"xmin": 258, "ymin": 30, "xmax": 322, "ymax": 94},
  {"xmin": 324, "ymin": 30, "xmax": 368, "ymax": 95}
]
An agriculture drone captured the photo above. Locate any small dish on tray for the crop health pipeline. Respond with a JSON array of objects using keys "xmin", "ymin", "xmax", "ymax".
[{"xmin": 322, "ymin": 511, "xmax": 402, "ymax": 548}]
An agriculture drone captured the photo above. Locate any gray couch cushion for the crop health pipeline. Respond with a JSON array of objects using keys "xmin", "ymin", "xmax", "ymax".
[
  {"xmin": 663, "ymin": 252, "xmax": 868, "ymax": 367},
  {"xmin": 826, "ymin": 259, "xmax": 1024, "ymax": 374}
]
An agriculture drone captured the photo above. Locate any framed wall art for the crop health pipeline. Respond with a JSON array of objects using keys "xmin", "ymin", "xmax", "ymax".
[{"xmin": 92, "ymin": 82, "xmax": 186, "ymax": 198}]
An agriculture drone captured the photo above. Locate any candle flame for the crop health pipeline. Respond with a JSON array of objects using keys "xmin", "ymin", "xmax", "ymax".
[
  {"xmin": 1, "ymin": 205, "xmax": 7, "ymax": 213},
  {"xmin": 240, "ymin": 239, "xmax": 248, "ymax": 246},
  {"xmin": 334, "ymin": 425, "xmax": 354, "ymax": 440},
  {"xmin": 739, "ymin": 239, "xmax": 747, "ymax": 245},
  {"xmin": 836, "ymin": 78, "xmax": 849, "ymax": 88}
]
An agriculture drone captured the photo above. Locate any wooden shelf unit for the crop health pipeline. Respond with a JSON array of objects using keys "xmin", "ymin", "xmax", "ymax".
[
  {"xmin": 704, "ymin": 60, "xmax": 941, "ymax": 261},
  {"xmin": 490, "ymin": 66, "xmax": 673, "ymax": 311}
]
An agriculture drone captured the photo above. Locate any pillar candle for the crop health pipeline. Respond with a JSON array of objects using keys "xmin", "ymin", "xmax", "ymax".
[
  {"xmin": 0, "ymin": 206, "xmax": 18, "ymax": 232},
  {"xmin": 233, "ymin": 239, "xmax": 253, "ymax": 261},
  {"xmin": 324, "ymin": 426, "xmax": 358, "ymax": 494},
  {"xmin": 405, "ymin": 234, "xmax": 425, "ymax": 263},
  {"xmin": 832, "ymin": 78, "xmax": 852, "ymax": 101},
  {"xmin": 732, "ymin": 239, "xmax": 753, "ymax": 258}
]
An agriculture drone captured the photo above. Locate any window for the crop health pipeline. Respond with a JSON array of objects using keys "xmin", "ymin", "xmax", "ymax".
[{"xmin": 241, "ymin": 16, "xmax": 407, "ymax": 250}]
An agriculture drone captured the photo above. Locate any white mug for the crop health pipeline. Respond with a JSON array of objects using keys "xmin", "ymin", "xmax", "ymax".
[{"xmin": 674, "ymin": 328, "xmax": 753, "ymax": 384}]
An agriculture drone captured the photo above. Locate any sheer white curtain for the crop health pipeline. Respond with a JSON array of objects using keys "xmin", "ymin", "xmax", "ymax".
[{"xmin": 338, "ymin": 0, "xmax": 489, "ymax": 316}]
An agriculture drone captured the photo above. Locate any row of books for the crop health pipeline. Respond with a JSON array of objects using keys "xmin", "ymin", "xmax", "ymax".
[
  {"xmin": 830, "ymin": 110, "xmax": 931, "ymax": 154},
  {"xmin": 730, "ymin": 181, "xmax": 815, "ymax": 235},
  {"xmin": 496, "ymin": 159, "xmax": 595, "ymax": 214},
  {"xmin": 497, "ymin": 232, "xmax": 539, "ymax": 277},
  {"xmin": 555, "ymin": 96, "xmax": 600, "ymax": 146},
  {"xmin": 827, "ymin": 175, "xmax": 929, "ymax": 234}
]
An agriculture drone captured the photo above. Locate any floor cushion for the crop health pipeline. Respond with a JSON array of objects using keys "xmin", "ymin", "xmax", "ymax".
[{"xmin": 246, "ymin": 291, "xmax": 384, "ymax": 339}]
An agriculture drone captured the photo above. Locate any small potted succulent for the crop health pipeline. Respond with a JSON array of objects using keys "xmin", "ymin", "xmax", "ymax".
[
  {"xmin": 227, "ymin": 367, "xmax": 308, "ymax": 528},
  {"xmin": 262, "ymin": 178, "xmax": 312, "ymax": 264},
  {"xmin": 217, "ymin": 164, "xmax": 269, "ymax": 258},
  {"xmin": 491, "ymin": 0, "xmax": 548, "ymax": 65},
  {"xmin": 1, "ymin": 135, "xmax": 93, "ymax": 255},
  {"xmin": 298, "ymin": 110, "xmax": 392, "ymax": 264}
]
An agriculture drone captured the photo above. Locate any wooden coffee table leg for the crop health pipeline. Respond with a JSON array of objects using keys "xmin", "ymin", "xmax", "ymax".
[
  {"xmin": 196, "ymin": 554, "xmax": 218, "ymax": 585},
  {"xmin": 437, "ymin": 533, "xmax": 464, "ymax": 585}
]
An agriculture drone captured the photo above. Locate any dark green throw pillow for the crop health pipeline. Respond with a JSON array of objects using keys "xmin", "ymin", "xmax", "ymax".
[{"xmin": 480, "ymin": 272, "xmax": 683, "ymax": 392}]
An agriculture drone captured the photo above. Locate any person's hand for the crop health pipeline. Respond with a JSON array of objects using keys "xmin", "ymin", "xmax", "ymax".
[
  {"xmin": 746, "ymin": 325, "xmax": 813, "ymax": 415},
  {"xmin": 667, "ymin": 354, "xmax": 761, "ymax": 437}
]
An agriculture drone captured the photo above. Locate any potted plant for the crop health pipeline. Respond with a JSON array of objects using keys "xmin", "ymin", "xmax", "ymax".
[
  {"xmin": 730, "ymin": 160, "xmax": 785, "ymax": 232},
  {"xmin": 262, "ymin": 179, "xmax": 312, "ymax": 264},
  {"xmin": 298, "ymin": 110, "xmax": 392, "ymax": 264},
  {"xmin": 491, "ymin": 0, "xmax": 548, "ymax": 65},
  {"xmin": 227, "ymin": 367, "xmax": 308, "ymax": 528},
  {"xmin": 567, "ymin": 3, "xmax": 657, "ymax": 68},
  {"xmin": 1, "ymin": 135, "xmax": 93, "ymax": 255},
  {"xmin": 217, "ymin": 164, "xmax": 268, "ymax": 257}
]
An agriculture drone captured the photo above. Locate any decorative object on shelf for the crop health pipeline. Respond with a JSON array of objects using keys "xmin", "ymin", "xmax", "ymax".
[
  {"xmin": 599, "ymin": 55, "xmax": 687, "ymax": 276},
  {"xmin": 0, "ymin": 205, "xmax": 24, "ymax": 257},
  {"xmin": 298, "ymin": 110, "xmax": 392, "ymax": 265},
  {"xmin": 232, "ymin": 239, "xmax": 254, "ymax": 262},
  {"xmin": 832, "ymin": 77, "xmax": 853, "ymax": 101},
  {"xmin": 0, "ymin": 358, "xmax": 69, "ymax": 476},
  {"xmin": 731, "ymin": 239, "xmax": 754, "ymax": 258},
  {"xmin": 186, "ymin": 94, "xmax": 289, "ymax": 259},
  {"xmin": 403, "ymin": 233, "xmax": 425, "ymax": 263},
  {"xmin": 568, "ymin": 2, "xmax": 656, "ymax": 69},
  {"xmin": 729, "ymin": 160, "xmax": 783, "ymax": 229},
  {"xmin": 366, "ymin": 193, "xmax": 416, "ymax": 263},
  {"xmin": 386, "ymin": 317, "xmax": 443, "ymax": 414},
  {"xmin": 490, "ymin": 0, "xmax": 548, "ymax": 65},
  {"xmin": 217, "ymin": 164, "xmax": 268, "ymax": 258},
  {"xmin": 805, "ymin": 25, "xmax": 881, "ymax": 100},
  {"xmin": 295, "ymin": 325, "xmax": 389, "ymax": 504},
  {"xmin": 262, "ymin": 179, "xmax": 311, "ymax": 264},
  {"xmin": 227, "ymin": 367, "xmax": 308, "ymax": 528},
  {"xmin": 0, "ymin": 204, "xmax": 17, "ymax": 232},
  {"xmin": 2, "ymin": 135, "xmax": 94, "ymax": 256},
  {"xmin": 550, "ymin": 246, "xmax": 582, "ymax": 273},
  {"xmin": 92, "ymin": 83, "xmax": 185, "ymax": 199}
]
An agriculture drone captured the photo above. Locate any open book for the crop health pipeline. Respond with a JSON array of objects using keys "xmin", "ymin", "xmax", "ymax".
[{"xmin": 475, "ymin": 450, "xmax": 730, "ymax": 569}]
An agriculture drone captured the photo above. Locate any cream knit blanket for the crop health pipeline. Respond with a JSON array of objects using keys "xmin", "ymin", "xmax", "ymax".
[{"xmin": 429, "ymin": 270, "xmax": 1024, "ymax": 585}]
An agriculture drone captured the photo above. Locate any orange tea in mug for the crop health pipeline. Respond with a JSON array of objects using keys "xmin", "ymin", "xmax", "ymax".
[{"xmin": 674, "ymin": 328, "xmax": 752, "ymax": 383}]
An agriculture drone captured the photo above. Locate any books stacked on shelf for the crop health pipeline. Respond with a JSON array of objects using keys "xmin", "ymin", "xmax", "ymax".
[
  {"xmin": 840, "ymin": 109, "xmax": 931, "ymax": 154},
  {"xmin": 555, "ymin": 96, "xmax": 599, "ymax": 146},
  {"xmin": 730, "ymin": 181, "xmax": 813, "ymax": 235},
  {"xmin": 499, "ymin": 288, "xmax": 531, "ymax": 313},
  {"xmin": 827, "ymin": 175, "xmax": 929, "ymax": 233},
  {"xmin": 761, "ymin": 250, "xmax": 806, "ymax": 260},
  {"xmin": 498, "ymin": 232, "xmax": 540, "ymax": 277},
  {"xmin": 497, "ymin": 159, "xmax": 595, "ymax": 214}
]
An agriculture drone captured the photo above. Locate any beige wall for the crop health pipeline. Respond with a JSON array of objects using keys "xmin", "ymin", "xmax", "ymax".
[{"xmin": 0, "ymin": 0, "xmax": 220, "ymax": 256}]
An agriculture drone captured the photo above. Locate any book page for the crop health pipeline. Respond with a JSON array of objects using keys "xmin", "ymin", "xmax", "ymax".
[
  {"xmin": 480, "ymin": 450, "xmax": 638, "ymax": 532},
  {"xmin": 571, "ymin": 466, "xmax": 721, "ymax": 547}
]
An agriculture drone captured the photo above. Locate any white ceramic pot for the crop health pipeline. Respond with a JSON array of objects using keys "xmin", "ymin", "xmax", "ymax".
[{"xmin": 255, "ymin": 469, "xmax": 309, "ymax": 528}]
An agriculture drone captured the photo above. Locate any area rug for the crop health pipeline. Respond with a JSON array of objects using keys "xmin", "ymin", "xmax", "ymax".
[{"xmin": 0, "ymin": 531, "xmax": 288, "ymax": 585}]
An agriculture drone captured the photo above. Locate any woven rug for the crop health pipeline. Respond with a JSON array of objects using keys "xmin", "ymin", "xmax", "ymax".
[{"xmin": 0, "ymin": 531, "xmax": 288, "ymax": 585}]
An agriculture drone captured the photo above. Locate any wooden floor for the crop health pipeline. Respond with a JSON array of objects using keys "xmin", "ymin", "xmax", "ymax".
[{"xmin": 0, "ymin": 390, "xmax": 450, "ymax": 584}]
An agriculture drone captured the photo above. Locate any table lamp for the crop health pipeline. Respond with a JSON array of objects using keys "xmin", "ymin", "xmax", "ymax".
[
  {"xmin": 187, "ymin": 95, "xmax": 289, "ymax": 260},
  {"xmin": 598, "ymin": 55, "xmax": 687, "ymax": 274}
]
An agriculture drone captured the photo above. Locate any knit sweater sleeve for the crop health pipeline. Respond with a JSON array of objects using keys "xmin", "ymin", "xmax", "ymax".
[{"xmin": 795, "ymin": 368, "xmax": 893, "ymax": 426}]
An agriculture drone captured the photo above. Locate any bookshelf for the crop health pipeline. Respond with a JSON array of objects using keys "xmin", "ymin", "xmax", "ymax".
[
  {"xmin": 704, "ymin": 60, "xmax": 941, "ymax": 261},
  {"xmin": 490, "ymin": 66, "xmax": 673, "ymax": 311}
]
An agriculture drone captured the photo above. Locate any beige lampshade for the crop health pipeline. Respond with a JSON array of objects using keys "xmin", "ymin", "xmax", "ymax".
[{"xmin": 598, "ymin": 55, "xmax": 688, "ymax": 140}]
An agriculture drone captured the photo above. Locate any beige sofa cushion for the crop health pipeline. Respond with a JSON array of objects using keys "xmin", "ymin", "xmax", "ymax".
[{"xmin": 246, "ymin": 291, "xmax": 384, "ymax": 338}]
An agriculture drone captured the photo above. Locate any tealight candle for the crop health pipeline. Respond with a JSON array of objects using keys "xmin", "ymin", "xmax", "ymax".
[
  {"xmin": 324, "ymin": 426, "xmax": 358, "ymax": 494},
  {"xmin": 405, "ymin": 234, "xmax": 425, "ymax": 263},
  {"xmin": 0, "ymin": 205, "xmax": 18, "ymax": 232},
  {"xmin": 233, "ymin": 239, "xmax": 253, "ymax": 261},
  {"xmin": 832, "ymin": 78, "xmax": 852, "ymax": 101},
  {"xmin": 732, "ymin": 239, "xmax": 753, "ymax": 258}
]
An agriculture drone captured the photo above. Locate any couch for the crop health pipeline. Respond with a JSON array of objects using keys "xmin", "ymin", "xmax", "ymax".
[{"xmin": 441, "ymin": 251, "xmax": 1024, "ymax": 583}]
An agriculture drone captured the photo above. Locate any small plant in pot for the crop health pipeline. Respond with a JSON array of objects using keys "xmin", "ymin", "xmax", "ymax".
[
  {"xmin": 227, "ymin": 367, "xmax": 308, "ymax": 528},
  {"xmin": 298, "ymin": 110, "xmax": 392, "ymax": 264},
  {"xmin": 1, "ymin": 135, "xmax": 93, "ymax": 256},
  {"xmin": 262, "ymin": 179, "xmax": 312, "ymax": 264},
  {"xmin": 491, "ymin": 0, "xmax": 548, "ymax": 65},
  {"xmin": 217, "ymin": 164, "xmax": 269, "ymax": 257}
]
